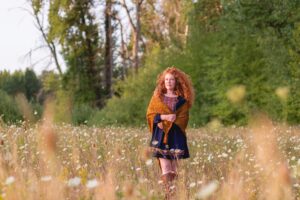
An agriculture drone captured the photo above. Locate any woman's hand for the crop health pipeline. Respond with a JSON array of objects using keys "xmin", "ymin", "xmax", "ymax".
[
  {"xmin": 157, "ymin": 122, "xmax": 163, "ymax": 129},
  {"xmin": 161, "ymin": 114, "xmax": 176, "ymax": 122}
]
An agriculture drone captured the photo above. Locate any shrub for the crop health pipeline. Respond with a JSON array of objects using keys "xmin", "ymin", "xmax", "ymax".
[{"xmin": 0, "ymin": 90, "xmax": 22, "ymax": 123}]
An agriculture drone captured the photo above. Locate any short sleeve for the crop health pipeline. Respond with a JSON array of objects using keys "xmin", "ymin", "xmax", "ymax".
[{"xmin": 153, "ymin": 114, "xmax": 161, "ymax": 123}]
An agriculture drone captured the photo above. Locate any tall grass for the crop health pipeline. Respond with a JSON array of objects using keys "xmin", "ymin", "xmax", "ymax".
[{"xmin": 0, "ymin": 108, "xmax": 299, "ymax": 199}]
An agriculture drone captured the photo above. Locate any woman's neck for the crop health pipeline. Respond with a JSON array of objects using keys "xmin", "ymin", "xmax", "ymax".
[{"xmin": 165, "ymin": 90, "xmax": 177, "ymax": 97}]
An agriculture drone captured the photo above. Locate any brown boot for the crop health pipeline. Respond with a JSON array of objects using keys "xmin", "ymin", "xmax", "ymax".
[
  {"xmin": 169, "ymin": 171, "xmax": 178, "ymax": 182},
  {"xmin": 161, "ymin": 172, "xmax": 178, "ymax": 200},
  {"xmin": 161, "ymin": 173, "xmax": 172, "ymax": 199},
  {"xmin": 169, "ymin": 172, "xmax": 177, "ymax": 198}
]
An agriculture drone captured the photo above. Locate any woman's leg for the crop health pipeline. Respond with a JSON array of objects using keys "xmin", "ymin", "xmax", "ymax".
[
  {"xmin": 159, "ymin": 158, "xmax": 179, "ymax": 199},
  {"xmin": 159, "ymin": 158, "xmax": 173, "ymax": 198},
  {"xmin": 170, "ymin": 160, "xmax": 177, "ymax": 174},
  {"xmin": 159, "ymin": 158, "xmax": 173, "ymax": 175},
  {"xmin": 159, "ymin": 158, "xmax": 178, "ymax": 182}
]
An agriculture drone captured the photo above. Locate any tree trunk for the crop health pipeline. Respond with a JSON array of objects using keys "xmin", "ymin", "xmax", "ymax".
[
  {"xmin": 104, "ymin": 0, "xmax": 113, "ymax": 97},
  {"xmin": 114, "ymin": 15, "xmax": 127, "ymax": 80},
  {"xmin": 121, "ymin": 0, "xmax": 144, "ymax": 74},
  {"xmin": 133, "ymin": 1, "xmax": 141, "ymax": 74},
  {"xmin": 30, "ymin": 0, "xmax": 63, "ymax": 76}
]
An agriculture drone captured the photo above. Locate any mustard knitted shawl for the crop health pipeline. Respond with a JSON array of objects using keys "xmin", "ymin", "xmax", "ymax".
[{"xmin": 146, "ymin": 95, "xmax": 189, "ymax": 144}]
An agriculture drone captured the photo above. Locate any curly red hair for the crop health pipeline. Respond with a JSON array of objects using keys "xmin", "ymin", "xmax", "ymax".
[{"xmin": 154, "ymin": 67, "xmax": 195, "ymax": 108}]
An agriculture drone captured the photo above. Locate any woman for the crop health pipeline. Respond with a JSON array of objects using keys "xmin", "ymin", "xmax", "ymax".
[{"xmin": 146, "ymin": 67, "xmax": 194, "ymax": 194}]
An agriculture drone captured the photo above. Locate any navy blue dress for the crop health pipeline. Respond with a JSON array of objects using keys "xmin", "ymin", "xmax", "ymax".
[{"xmin": 149, "ymin": 96, "xmax": 190, "ymax": 160}]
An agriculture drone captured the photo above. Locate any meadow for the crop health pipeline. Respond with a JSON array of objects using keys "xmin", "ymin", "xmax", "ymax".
[
  {"xmin": 0, "ymin": 114, "xmax": 300, "ymax": 200},
  {"xmin": 1, "ymin": 0, "xmax": 299, "ymax": 199}
]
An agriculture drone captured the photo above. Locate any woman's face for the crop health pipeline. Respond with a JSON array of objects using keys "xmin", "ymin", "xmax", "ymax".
[{"xmin": 164, "ymin": 73, "xmax": 176, "ymax": 91}]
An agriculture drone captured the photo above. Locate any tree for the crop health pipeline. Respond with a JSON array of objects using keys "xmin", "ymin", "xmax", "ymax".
[
  {"xmin": 0, "ymin": 90, "xmax": 23, "ymax": 123},
  {"xmin": 90, "ymin": 0, "xmax": 300, "ymax": 126},
  {"xmin": 2, "ymin": 71, "xmax": 26, "ymax": 96},
  {"xmin": 104, "ymin": 0, "xmax": 113, "ymax": 97},
  {"xmin": 48, "ymin": 0, "xmax": 104, "ymax": 106},
  {"xmin": 287, "ymin": 22, "xmax": 300, "ymax": 123},
  {"xmin": 29, "ymin": 0, "xmax": 63, "ymax": 76},
  {"xmin": 121, "ymin": 0, "xmax": 144, "ymax": 74},
  {"xmin": 24, "ymin": 69, "xmax": 41, "ymax": 101}
]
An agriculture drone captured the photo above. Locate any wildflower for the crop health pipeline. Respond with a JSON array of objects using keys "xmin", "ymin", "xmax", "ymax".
[
  {"xmin": 41, "ymin": 176, "xmax": 52, "ymax": 182},
  {"xmin": 86, "ymin": 179, "xmax": 99, "ymax": 189},
  {"xmin": 291, "ymin": 156, "xmax": 296, "ymax": 161},
  {"xmin": 195, "ymin": 180, "xmax": 219, "ymax": 199},
  {"xmin": 170, "ymin": 185, "xmax": 176, "ymax": 190},
  {"xmin": 4, "ymin": 152, "xmax": 12, "ymax": 161},
  {"xmin": 146, "ymin": 159, "xmax": 153, "ymax": 166},
  {"xmin": 5, "ymin": 176, "xmax": 15, "ymax": 185},
  {"xmin": 221, "ymin": 153, "xmax": 228, "ymax": 158},
  {"xmin": 68, "ymin": 177, "xmax": 81, "ymax": 187},
  {"xmin": 189, "ymin": 182, "xmax": 196, "ymax": 188},
  {"xmin": 207, "ymin": 154, "xmax": 213, "ymax": 162}
]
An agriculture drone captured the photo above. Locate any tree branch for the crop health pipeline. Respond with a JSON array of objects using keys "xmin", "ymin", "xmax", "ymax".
[
  {"xmin": 27, "ymin": 0, "xmax": 63, "ymax": 76},
  {"xmin": 120, "ymin": 0, "xmax": 136, "ymax": 31}
]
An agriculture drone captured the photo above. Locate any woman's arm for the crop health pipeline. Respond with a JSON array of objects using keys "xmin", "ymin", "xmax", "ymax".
[
  {"xmin": 156, "ymin": 114, "xmax": 176, "ymax": 129},
  {"xmin": 161, "ymin": 114, "xmax": 176, "ymax": 122}
]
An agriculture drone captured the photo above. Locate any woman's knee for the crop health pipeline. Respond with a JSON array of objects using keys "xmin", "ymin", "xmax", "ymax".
[{"xmin": 159, "ymin": 158, "xmax": 172, "ymax": 174}]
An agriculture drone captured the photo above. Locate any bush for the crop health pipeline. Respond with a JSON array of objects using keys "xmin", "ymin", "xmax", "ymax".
[
  {"xmin": 30, "ymin": 101, "xmax": 43, "ymax": 122},
  {"xmin": 72, "ymin": 104, "xmax": 96, "ymax": 125},
  {"xmin": 91, "ymin": 0, "xmax": 300, "ymax": 126},
  {"xmin": 89, "ymin": 45, "xmax": 165, "ymax": 127},
  {"xmin": 0, "ymin": 90, "xmax": 22, "ymax": 123}
]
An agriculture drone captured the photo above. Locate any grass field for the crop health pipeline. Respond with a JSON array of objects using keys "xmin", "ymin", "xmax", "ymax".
[{"xmin": 0, "ymin": 116, "xmax": 300, "ymax": 199}]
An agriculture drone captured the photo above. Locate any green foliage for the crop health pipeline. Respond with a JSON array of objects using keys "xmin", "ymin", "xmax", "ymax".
[
  {"xmin": 0, "ymin": 70, "xmax": 26, "ymax": 95},
  {"xmin": 32, "ymin": 0, "xmax": 42, "ymax": 14},
  {"xmin": 0, "ymin": 69, "xmax": 41, "ymax": 102},
  {"xmin": 183, "ymin": 0, "xmax": 300, "ymax": 125},
  {"xmin": 91, "ymin": 0, "xmax": 300, "ymax": 126},
  {"xmin": 38, "ymin": 70, "xmax": 95, "ymax": 125},
  {"xmin": 71, "ymin": 104, "xmax": 96, "ymax": 125},
  {"xmin": 52, "ymin": 89, "xmax": 72, "ymax": 124},
  {"xmin": 40, "ymin": 70, "xmax": 60, "ymax": 93},
  {"xmin": 2, "ymin": 0, "xmax": 299, "ymax": 126},
  {"xmin": 287, "ymin": 22, "xmax": 300, "ymax": 124},
  {"xmin": 48, "ymin": 0, "xmax": 104, "ymax": 106},
  {"xmin": 0, "ymin": 70, "xmax": 43, "ymax": 123},
  {"xmin": 0, "ymin": 90, "xmax": 22, "ymax": 123},
  {"xmin": 30, "ymin": 101, "xmax": 43, "ymax": 121},
  {"xmin": 24, "ymin": 69, "xmax": 42, "ymax": 101},
  {"xmin": 89, "ymin": 45, "xmax": 165, "ymax": 126}
]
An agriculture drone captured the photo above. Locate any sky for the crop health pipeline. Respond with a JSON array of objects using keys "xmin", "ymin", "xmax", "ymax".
[
  {"xmin": 0, "ymin": 0, "xmax": 65, "ymax": 75},
  {"xmin": 0, "ymin": 0, "xmax": 138, "ymax": 75}
]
